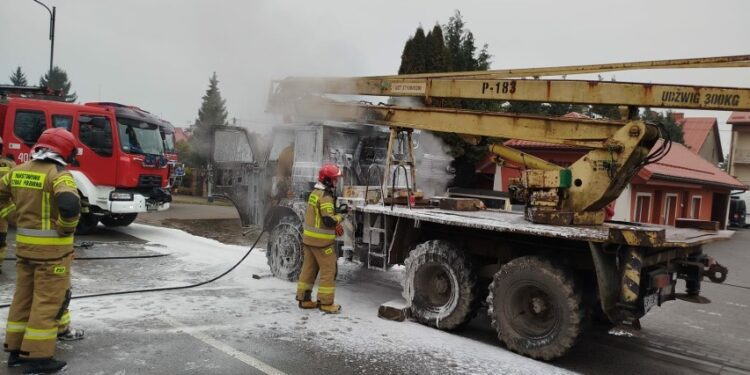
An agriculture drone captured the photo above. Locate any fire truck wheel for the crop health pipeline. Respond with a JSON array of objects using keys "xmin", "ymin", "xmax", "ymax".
[
  {"xmin": 487, "ymin": 256, "xmax": 583, "ymax": 361},
  {"xmin": 403, "ymin": 240, "xmax": 480, "ymax": 330},
  {"xmin": 100, "ymin": 213, "xmax": 138, "ymax": 227},
  {"xmin": 266, "ymin": 216, "xmax": 303, "ymax": 281},
  {"xmin": 75, "ymin": 213, "xmax": 99, "ymax": 235}
]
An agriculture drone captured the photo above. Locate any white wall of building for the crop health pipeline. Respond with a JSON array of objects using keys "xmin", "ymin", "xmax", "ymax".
[{"xmin": 612, "ymin": 183, "xmax": 632, "ymax": 221}]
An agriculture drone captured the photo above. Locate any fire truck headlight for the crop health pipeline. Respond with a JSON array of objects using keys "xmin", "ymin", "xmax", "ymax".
[{"xmin": 110, "ymin": 191, "xmax": 134, "ymax": 201}]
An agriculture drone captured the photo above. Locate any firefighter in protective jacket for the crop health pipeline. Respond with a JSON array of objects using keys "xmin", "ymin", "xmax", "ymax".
[
  {"xmin": 0, "ymin": 136, "xmax": 16, "ymax": 275},
  {"xmin": 0, "ymin": 128, "xmax": 83, "ymax": 374},
  {"xmin": 296, "ymin": 163, "xmax": 345, "ymax": 313}
]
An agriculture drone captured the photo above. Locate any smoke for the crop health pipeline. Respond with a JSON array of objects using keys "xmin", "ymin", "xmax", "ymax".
[
  {"xmin": 414, "ymin": 131, "xmax": 455, "ymax": 197},
  {"xmin": 382, "ymin": 97, "xmax": 456, "ymax": 197}
]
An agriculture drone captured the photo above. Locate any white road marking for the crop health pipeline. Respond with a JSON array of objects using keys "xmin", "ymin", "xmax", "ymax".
[{"xmin": 160, "ymin": 316, "xmax": 286, "ymax": 375}]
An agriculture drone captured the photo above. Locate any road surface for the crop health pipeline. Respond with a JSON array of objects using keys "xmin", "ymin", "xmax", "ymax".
[{"xmin": 0, "ymin": 203, "xmax": 748, "ymax": 374}]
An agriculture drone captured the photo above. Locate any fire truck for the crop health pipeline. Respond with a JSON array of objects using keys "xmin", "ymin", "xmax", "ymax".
[{"xmin": 0, "ymin": 87, "xmax": 171, "ymax": 234}]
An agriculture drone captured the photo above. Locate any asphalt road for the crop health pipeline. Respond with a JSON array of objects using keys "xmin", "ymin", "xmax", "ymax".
[{"xmin": 0, "ymin": 203, "xmax": 748, "ymax": 374}]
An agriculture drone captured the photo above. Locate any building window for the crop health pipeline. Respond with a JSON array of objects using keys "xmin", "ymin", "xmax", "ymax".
[
  {"xmin": 635, "ymin": 193, "xmax": 652, "ymax": 223},
  {"xmin": 663, "ymin": 193, "xmax": 678, "ymax": 226},
  {"xmin": 691, "ymin": 196, "xmax": 702, "ymax": 219}
]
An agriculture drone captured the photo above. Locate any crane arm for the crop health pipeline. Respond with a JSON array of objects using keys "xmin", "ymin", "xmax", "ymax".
[
  {"xmin": 281, "ymin": 99, "xmax": 624, "ymax": 148},
  {"xmin": 272, "ymin": 77, "xmax": 750, "ymax": 112},
  {"xmin": 276, "ymin": 97, "xmax": 658, "ymax": 225},
  {"xmin": 272, "ymin": 55, "xmax": 750, "ymax": 112}
]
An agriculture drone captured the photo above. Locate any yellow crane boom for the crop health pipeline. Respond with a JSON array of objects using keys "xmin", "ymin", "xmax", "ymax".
[{"xmin": 267, "ymin": 55, "xmax": 750, "ymax": 225}]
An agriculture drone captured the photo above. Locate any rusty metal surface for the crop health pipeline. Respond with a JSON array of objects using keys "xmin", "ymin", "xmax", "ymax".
[
  {"xmin": 358, "ymin": 204, "xmax": 734, "ymax": 247},
  {"xmin": 608, "ymin": 227, "xmax": 665, "ymax": 247}
]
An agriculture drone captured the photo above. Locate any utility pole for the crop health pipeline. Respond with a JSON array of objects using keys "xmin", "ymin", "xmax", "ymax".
[{"xmin": 32, "ymin": 0, "xmax": 56, "ymax": 80}]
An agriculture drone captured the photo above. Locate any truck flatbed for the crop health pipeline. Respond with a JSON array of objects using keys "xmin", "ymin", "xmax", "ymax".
[{"xmin": 359, "ymin": 204, "xmax": 734, "ymax": 248}]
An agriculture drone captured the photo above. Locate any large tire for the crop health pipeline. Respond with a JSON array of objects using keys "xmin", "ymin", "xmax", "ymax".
[
  {"xmin": 100, "ymin": 213, "xmax": 138, "ymax": 227},
  {"xmin": 402, "ymin": 240, "xmax": 479, "ymax": 330},
  {"xmin": 75, "ymin": 213, "xmax": 99, "ymax": 235},
  {"xmin": 266, "ymin": 216, "xmax": 303, "ymax": 281},
  {"xmin": 487, "ymin": 256, "xmax": 583, "ymax": 361}
]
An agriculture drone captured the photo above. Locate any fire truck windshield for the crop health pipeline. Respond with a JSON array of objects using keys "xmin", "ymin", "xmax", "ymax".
[{"xmin": 117, "ymin": 117, "xmax": 164, "ymax": 155}]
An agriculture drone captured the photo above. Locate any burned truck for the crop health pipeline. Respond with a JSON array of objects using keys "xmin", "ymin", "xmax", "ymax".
[
  {"xmin": 209, "ymin": 121, "xmax": 731, "ymax": 361},
  {"xmin": 209, "ymin": 121, "xmax": 453, "ymax": 279}
]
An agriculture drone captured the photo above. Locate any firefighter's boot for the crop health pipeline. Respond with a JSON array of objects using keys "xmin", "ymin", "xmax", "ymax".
[
  {"xmin": 57, "ymin": 328, "xmax": 84, "ymax": 341},
  {"xmin": 7, "ymin": 351, "xmax": 28, "ymax": 367},
  {"xmin": 319, "ymin": 303, "xmax": 341, "ymax": 314},
  {"xmin": 22, "ymin": 357, "xmax": 67, "ymax": 374},
  {"xmin": 298, "ymin": 300, "xmax": 319, "ymax": 309}
]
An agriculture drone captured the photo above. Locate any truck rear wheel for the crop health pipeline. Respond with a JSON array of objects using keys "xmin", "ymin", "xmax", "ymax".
[
  {"xmin": 266, "ymin": 216, "xmax": 303, "ymax": 281},
  {"xmin": 487, "ymin": 256, "xmax": 582, "ymax": 360},
  {"xmin": 403, "ymin": 240, "xmax": 479, "ymax": 330},
  {"xmin": 100, "ymin": 213, "xmax": 138, "ymax": 227}
]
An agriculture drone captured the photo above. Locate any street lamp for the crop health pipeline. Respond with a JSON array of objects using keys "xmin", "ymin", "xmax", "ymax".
[{"xmin": 31, "ymin": 0, "xmax": 56, "ymax": 80}]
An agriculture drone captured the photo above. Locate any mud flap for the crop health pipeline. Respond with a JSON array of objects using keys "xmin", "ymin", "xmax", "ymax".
[{"xmin": 588, "ymin": 242, "xmax": 619, "ymax": 323}]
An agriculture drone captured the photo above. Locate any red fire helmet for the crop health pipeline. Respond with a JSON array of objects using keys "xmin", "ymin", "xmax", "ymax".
[
  {"xmin": 318, "ymin": 163, "xmax": 342, "ymax": 185},
  {"xmin": 33, "ymin": 128, "xmax": 77, "ymax": 159}
]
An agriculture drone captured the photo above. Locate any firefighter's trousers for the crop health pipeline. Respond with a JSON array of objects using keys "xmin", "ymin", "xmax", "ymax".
[
  {"xmin": 4, "ymin": 253, "xmax": 72, "ymax": 359},
  {"xmin": 296, "ymin": 244, "xmax": 337, "ymax": 305}
]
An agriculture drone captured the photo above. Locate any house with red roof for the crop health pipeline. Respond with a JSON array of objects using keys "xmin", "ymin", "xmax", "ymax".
[
  {"xmin": 622, "ymin": 140, "xmax": 744, "ymax": 227},
  {"xmin": 674, "ymin": 113, "xmax": 723, "ymax": 166},
  {"xmin": 479, "ymin": 114, "xmax": 746, "ymax": 228},
  {"xmin": 174, "ymin": 127, "xmax": 191, "ymax": 144}
]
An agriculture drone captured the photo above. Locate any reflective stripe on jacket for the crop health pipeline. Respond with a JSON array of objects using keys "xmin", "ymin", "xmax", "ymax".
[{"xmin": 302, "ymin": 188, "xmax": 342, "ymax": 248}]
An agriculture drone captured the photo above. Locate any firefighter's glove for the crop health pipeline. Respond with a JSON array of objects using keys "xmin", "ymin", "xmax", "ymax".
[{"xmin": 335, "ymin": 223, "xmax": 344, "ymax": 237}]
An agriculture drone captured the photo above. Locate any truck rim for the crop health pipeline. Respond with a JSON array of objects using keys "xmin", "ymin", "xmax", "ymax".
[
  {"xmin": 414, "ymin": 262, "xmax": 459, "ymax": 314},
  {"xmin": 504, "ymin": 280, "xmax": 560, "ymax": 339}
]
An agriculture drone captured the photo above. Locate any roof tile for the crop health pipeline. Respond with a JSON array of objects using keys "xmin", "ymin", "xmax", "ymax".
[
  {"xmin": 640, "ymin": 140, "xmax": 745, "ymax": 189},
  {"xmin": 676, "ymin": 117, "xmax": 716, "ymax": 153}
]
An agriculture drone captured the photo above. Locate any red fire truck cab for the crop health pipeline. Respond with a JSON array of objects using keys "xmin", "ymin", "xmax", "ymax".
[{"xmin": 0, "ymin": 96, "xmax": 171, "ymax": 233}]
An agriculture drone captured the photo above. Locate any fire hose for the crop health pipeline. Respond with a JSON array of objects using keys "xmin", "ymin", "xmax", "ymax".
[{"xmin": 0, "ymin": 229, "xmax": 266, "ymax": 309}]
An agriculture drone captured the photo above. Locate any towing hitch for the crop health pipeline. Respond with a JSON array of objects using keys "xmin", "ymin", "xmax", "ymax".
[
  {"xmin": 703, "ymin": 259, "xmax": 728, "ymax": 284},
  {"xmin": 673, "ymin": 255, "xmax": 727, "ymax": 304}
]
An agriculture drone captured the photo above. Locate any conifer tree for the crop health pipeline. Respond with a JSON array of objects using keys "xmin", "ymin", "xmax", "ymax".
[
  {"xmin": 190, "ymin": 72, "xmax": 229, "ymax": 166},
  {"xmin": 642, "ymin": 109, "xmax": 684, "ymax": 144},
  {"xmin": 425, "ymin": 24, "xmax": 450, "ymax": 73},
  {"xmin": 9, "ymin": 66, "xmax": 28, "ymax": 86},
  {"xmin": 398, "ymin": 27, "xmax": 428, "ymax": 74},
  {"xmin": 397, "ymin": 10, "xmax": 495, "ymax": 188},
  {"xmin": 195, "ymin": 72, "xmax": 228, "ymax": 127},
  {"xmin": 39, "ymin": 66, "xmax": 77, "ymax": 102}
]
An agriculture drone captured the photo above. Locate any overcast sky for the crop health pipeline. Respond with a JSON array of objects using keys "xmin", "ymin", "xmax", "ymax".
[{"xmin": 2, "ymin": 0, "xmax": 748, "ymax": 149}]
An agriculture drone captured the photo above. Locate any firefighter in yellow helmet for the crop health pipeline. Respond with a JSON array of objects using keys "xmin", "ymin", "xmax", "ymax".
[
  {"xmin": 0, "ymin": 136, "xmax": 16, "ymax": 275},
  {"xmin": 296, "ymin": 163, "xmax": 345, "ymax": 313},
  {"xmin": 0, "ymin": 128, "xmax": 83, "ymax": 374}
]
